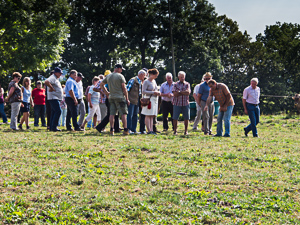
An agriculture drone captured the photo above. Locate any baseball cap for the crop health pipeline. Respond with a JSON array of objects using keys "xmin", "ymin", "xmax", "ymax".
[{"xmin": 115, "ymin": 64, "xmax": 125, "ymax": 70}]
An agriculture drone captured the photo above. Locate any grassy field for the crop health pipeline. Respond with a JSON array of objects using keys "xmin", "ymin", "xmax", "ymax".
[{"xmin": 0, "ymin": 114, "xmax": 300, "ymax": 224}]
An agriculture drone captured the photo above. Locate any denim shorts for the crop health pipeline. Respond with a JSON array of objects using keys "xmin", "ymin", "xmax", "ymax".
[
  {"xmin": 20, "ymin": 102, "xmax": 30, "ymax": 113},
  {"xmin": 109, "ymin": 98, "xmax": 128, "ymax": 116},
  {"xmin": 173, "ymin": 105, "xmax": 190, "ymax": 120}
]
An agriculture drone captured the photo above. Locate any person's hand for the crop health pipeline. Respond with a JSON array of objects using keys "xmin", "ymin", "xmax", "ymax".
[
  {"xmin": 127, "ymin": 99, "xmax": 130, "ymax": 106},
  {"xmin": 74, "ymin": 99, "xmax": 78, "ymax": 106},
  {"xmin": 106, "ymin": 92, "xmax": 110, "ymax": 98},
  {"xmin": 31, "ymin": 103, "xmax": 34, "ymax": 107},
  {"xmin": 220, "ymin": 106, "xmax": 227, "ymax": 112},
  {"xmin": 204, "ymin": 105, "xmax": 208, "ymax": 111},
  {"xmin": 4, "ymin": 97, "xmax": 8, "ymax": 102},
  {"xmin": 49, "ymin": 87, "xmax": 55, "ymax": 92},
  {"xmin": 21, "ymin": 103, "xmax": 24, "ymax": 108},
  {"xmin": 90, "ymin": 103, "xmax": 93, "ymax": 108},
  {"xmin": 244, "ymin": 109, "xmax": 248, "ymax": 115},
  {"xmin": 154, "ymin": 91, "xmax": 160, "ymax": 96}
]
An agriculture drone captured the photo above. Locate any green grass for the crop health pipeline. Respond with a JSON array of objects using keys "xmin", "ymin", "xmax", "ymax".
[{"xmin": 0, "ymin": 114, "xmax": 300, "ymax": 224}]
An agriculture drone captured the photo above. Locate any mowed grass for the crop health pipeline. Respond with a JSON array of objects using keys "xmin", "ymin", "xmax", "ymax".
[{"xmin": 0, "ymin": 114, "xmax": 300, "ymax": 224}]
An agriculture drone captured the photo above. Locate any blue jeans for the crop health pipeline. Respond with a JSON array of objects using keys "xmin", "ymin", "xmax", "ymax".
[
  {"xmin": 127, "ymin": 103, "xmax": 139, "ymax": 132},
  {"xmin": 217, "ymin": 105, "xmax": 234, "ymax": 137},
  {"xmin": 58, "ymin": 108, "xmax": 67, "ymax": 126},
  {"xmin": 245, "ymin": 103, "xmax": 260, "ymax": 137},
  {"xmin": 34, "ymin": 105, "xmax": 46, "ymax": 126},
  {"xmin": 0, "ymin": 103, "xmax": 7, "ymax": 123},
  {"xmin": 49, "ymin": 100, "xmax": 61, "ymax": 131}
]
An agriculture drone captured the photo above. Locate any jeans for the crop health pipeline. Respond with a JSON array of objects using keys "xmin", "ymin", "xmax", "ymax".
[
  {"xmin": 46, "ymin": 99, "xmax": 51, "ymax": 127},
  {"xmin": 59, "ymin": 108, "xmax": 67, "ymax": 126},
  {"xmin": 245, "ymin": 103, "xmax": 260, "ymax": 137},
  {"xmin": 65, "ymin": 97, "xmax": 80, "ymax": 130},
  {"xmin": 127, "ymin": 103, "xmax": 139, "ymax": 132},
  {"xmin": 0, "ymin": 103, "xmax": 7, "ymax": 123},
  {"xmin": 10, "ymin": 102, "xmax": 21, "ymax": 129},
  {"xmin": 48, "ymin": 100, "xmax": 61, "ymax": 131},
  {"xmin": 216, "ymin": 105, "xmax": 234, "ymax": 137},
  {"xmin": 161, "ymin": 100, "xmax": 173, "ymax": 130},
  {"xmin": 34, "ymin": 105, "xmax": 46, "ymax": 126}
]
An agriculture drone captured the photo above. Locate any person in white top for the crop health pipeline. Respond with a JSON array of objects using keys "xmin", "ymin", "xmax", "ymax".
[
  {"xmin": 76, "ymin": 72, "xmax": 86, "ymax": 126},
  {"xmin": 192, "ymin": 79, "xmax": 203, "ymax": 130},
  {"xmin": 242, "ymin": 78, "xmax": 260, "ymax": 137}
]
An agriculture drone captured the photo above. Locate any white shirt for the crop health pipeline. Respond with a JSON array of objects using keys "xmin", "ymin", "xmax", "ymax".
[
  {"xmin": 243, "ymin": 86, "xmax": 260, "ymax": 104},
  {"xmin": 193, "ymin": 84, "xmax": 201, "ymax": 106},
  {"xmin": 46, "ymin": 74, "xmax": 63, "ymax": 100},
  {"xmin": 77, "ymin": 80, "xmax": 84, "ymax": 99}
]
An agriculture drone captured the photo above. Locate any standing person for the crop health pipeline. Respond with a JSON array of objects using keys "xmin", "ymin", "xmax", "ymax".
[
  {"xmin": 127, "ymin": 70, "xmax": 146, "ymax": 134},
  {"xmin": 198, "ymin": 73, "xmax": 215, "ymax": 135},
  {"xmin": 192, "ymin": 80, "xmax": 203, "ymax": 130},
  {"xmin": 204, "ymin": 79, "xmax": 235, "ymax": 137},
  {"xmin": 32, "ymin": 81, "xmax": 46, "ymax": 127},
  {"xmin": 98, "ymin": 74, "xmax": 107, "ymax": 122},
  {"xmin": 65, "ymin": 70, "xmax": 83, "ymax": 131},
  {"xmin": 5, "ymin": 72, "xmax": 23, "ymax": 130},
  {"xmin": 45, "ymin": 71, "xmax": 53, "ymax": 130},
  {"xmin": 80, "ymin": 76, "xmax": 101, "ymax": 129},
  {"xmin": 44, "ymin": 67, "xmax": 63, "ymax": 132},
  {"xmin": 19, "ymin": 77, "xmax": 34, "ymax": 130},
  {"xmin": 141, "ymin": 68, "xmax": 160, "ymax": 134},
  {"xmin": 0, "ymin": 84, "xmax": 8, "ymax": 124},
  {"xmin": 160, "ymin": 72, "xmax": 174, "ymax": 131},
  {"xmin": 76, "ymin": 72, "xmax": 86, "ymax": 127},
  {"xmin": 243, "ymin": 78, "xmax": 260, "ymax": 137},
  {"xmin": 58, "ymin": 85, "xmax": 67, "ymax": 127},
  {"xmin": 100, "ymin": 64, "xmax": 129, "ymax": 135}
]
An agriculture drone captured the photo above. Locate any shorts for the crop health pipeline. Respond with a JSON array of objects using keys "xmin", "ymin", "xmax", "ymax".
[
  {"xmin": 20, "ymin": 102, "xmax": 30, "ymax": 113},
  {"xmin": 173, "ymin": 105, "xmax": 190, "ymax": 120},
  {"xmin": 109, "ymin": 98, "xmax": 128, "ymax": 116}
]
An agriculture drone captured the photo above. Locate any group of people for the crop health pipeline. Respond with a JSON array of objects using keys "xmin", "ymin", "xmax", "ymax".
[{"xmin": 1, "ymin": 64, "xmax": 261, "ymax": 137}]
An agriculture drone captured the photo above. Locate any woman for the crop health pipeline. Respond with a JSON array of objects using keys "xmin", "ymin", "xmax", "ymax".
[
  {"xmin": 5, "ymin": 72, "xmax": 23, "ymax": 130},
  {"xmin": 80, "ymin": 76, "xmax": 101, "ymax": 129},
  {"xmin": 19, "ymin": 77, "xmax": 34, "ymax": 130},
  {"xmin": 32, "ymin": 81, "xmax": 46, "ymax": 127},
  {"xmin": 141, "ymin": 68, "xmax": 160, "ymax": 134},
  {"xmin": 0, "ymin": 84, "xmax": 8, "ymax": 124}
]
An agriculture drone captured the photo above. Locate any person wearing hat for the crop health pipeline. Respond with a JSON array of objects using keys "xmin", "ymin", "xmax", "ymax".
[
  {"xmin": 32, "ymin": 80, "xmax": 46, "ymax": 127},
  {"xmin": 242, "ymin": 78, "xmax": 260, "ymax": 137},
  {"xmin": 76, "ymin": 72, "xmax": 86, "ymax": 127},
  {"xmin": 44, "ymin": 67, "xmax": 64, "ymax": 131},
  {"xmin": 198, "ymin": 72, "xmax": 215, "ymax": 135},
  {"xmin": 99, "ymin": 64, "xmax": 130, "ymax": 135}
]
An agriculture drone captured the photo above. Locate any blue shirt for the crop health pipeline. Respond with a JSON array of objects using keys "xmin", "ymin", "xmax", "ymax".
[
  {"xmin": 22, "ymin": 86, "xmax": 32, "ymax": 103},
  {"xmin": 160, "ymin": 81, "xmax": 174, "ymax": 102},
  {"xmin": 198, "ymin": 82, "xmax": 210, "ymax": 101},
  {"xmin": 65, "ymin": 77, "xmax": 79, "ymax": 98}
]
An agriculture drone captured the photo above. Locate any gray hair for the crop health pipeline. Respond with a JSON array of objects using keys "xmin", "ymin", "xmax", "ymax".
[
  {"xmin": 178, "ymin": 71, "xmax": 186, "ymax": 77},
  {"xmin": 166, "ymin": 72, "xmax": 172, "ymax": 78},
  {"xmin": 251, "ymin": 78, "xmax": 259, "ymax": 84},
  {"xmin": 138, "ymin": 70, "xmax": 146, "ymax": 75}
]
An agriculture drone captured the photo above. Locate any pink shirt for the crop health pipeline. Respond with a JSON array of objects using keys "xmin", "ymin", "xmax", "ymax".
[
  {"xmin": 243, "ymin": 86, "xmax": 260, "ymax": 104},
  {"xmin": 172, "ymin": 81, "xmax": 190, "ymax": 106}
]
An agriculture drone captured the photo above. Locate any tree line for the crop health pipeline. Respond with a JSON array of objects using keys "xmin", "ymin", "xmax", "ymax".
[{"xmin": 1, "ymin": 0, "xmax": 299, "ymax": 114}]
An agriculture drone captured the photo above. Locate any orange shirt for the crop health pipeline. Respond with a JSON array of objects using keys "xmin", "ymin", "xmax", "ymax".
[{"xmin": 209, "ymin": 83, "xmax": 234, "ymax": 106}]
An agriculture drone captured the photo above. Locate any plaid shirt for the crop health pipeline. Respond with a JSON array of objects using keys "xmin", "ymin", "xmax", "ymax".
[
  {"xmin": 209, "ymin": 83, "xmax": 234, "ymax": 106},
  {"xmin": 127, "ymin": 76, "xmax": 142, "ymax": 95},
  {"xmin": 172, "ymin": 81, "xmax": 191, "ymax": 106},
  {"xmin": 94, "ymin": 80, "xmax": 106, "ymax": 104}
]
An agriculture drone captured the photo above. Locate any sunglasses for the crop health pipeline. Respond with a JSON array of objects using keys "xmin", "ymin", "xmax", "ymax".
[
  {"xmin": 17, "ymin": 77, "xmax": 21, "ymax": 80},
  {"xmin": 204, "ymin": 78, "xmax": 210, "ymax": 80}
]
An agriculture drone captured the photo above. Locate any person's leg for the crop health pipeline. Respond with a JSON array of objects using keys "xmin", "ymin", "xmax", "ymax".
[
  {"xmin": 127, "ymin": 103, "xmax": 134, "ymax": 131},
  {"xmin": 78, "ymin": 100, "xmax": 86, "ymax": 126},
  {"xmin": 145, "ymin": 116, "xmax": 151, "ymax": 132},
  {"xmin": 83, "ymin": 105, "xmax": 97, "ymax": 127},
  {"xmin": 121, "ymin": 114, "xmax": 127, "ymax": 129},
  {"xmin": 24, "ymin": 112, "xmax": 29, "ymax": 128},
  {"xmin": 33, "ymin": 105, "xmax": 39, "ymax": 126},
  {"xmin": 41, "ymin": 105, "xmax": 46, "ymax": 126},
  {"xmin": 131, "ymin": 104, "xmax": 139, "ymax": 133},
  {"xmin": 65, "ymin": 97, "xmax": 79, "ymax": 130},
  {"xmin": 46, "ymin": 100, "xmax": 51, "ymax": 129},
  {"xmin": 223, "ymin": 105, "xmax": 234, "ymax": 137},
  {"xmin": 0, "ymin": 103, "xmax": 7, "ymax": 123},
  {"xmin": 161, "ymin": 101, "xmax": 169, "ymax": 130},
  {"xmin": 182, "ymin": 105, "xmax": 190, "ymax": 134},
  {"xmin": 172, "ymin": 105, "xmax": 180, "ymax": 134},
  {"xmin": 61, "ymin": 108, "xmax": 67, "ymax": 126},
  {"xmin": 245, "ymin": 104, "xmax": 255, "ymax": 135},
  {"xmin": 208, "ymin": 102, "xmax": 215, "ymax": 134},
  {"xmin": 52, "ymin": 100, "xmax": 62, "ymax": 131},
  {"xmin": 168, "ymin": 101, "xmax": 174, "ymax": 131},
  {"xmin": 200, "ymin": 101, "xmax": 209, "ymax": 134},
  {"xmin": 65, "ymin": 103, "xmax": 72, "ymax": 130},
  {"xmin": 10, "ymin": 102, "xmax": 21, "ymax": 129},
  {"xmin": 95, "ymin": 99, "xmax": 110, "ymax": 132},
  {"xmin": 216, "ymin": 110, "xmax": 224, "ymax": 136},
  {"xmin": 100, "ymin": 103, "xmax": 107, "ymax": 120},
  {"xmin": 109, "ymin": 115, "xmax": 115, "ymax": 130},
  {"xmin": 193, "ymin": 104, "xmax": 201, "ymax": 129},
  {"xmin": 48, "ymin": 100, "xmax": 55, "ymax": 131},
  {"xmin": 19, "ymin": 111, "xmax": 25, "ymax": 125}
]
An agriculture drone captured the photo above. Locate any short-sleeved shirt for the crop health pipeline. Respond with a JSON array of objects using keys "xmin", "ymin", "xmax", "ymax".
[
  {"xmin": 88, "ymin": 85, "xmax": 100, "ymax": 105},
  {"xmin": 243, "ymin": 86, "xmax": 260, "ymax": 104},
  {"xmin": 102, "ymin": 72, "xmax": 126, "ymax": 99},
  {"xmin": 198, "ymin": 82, "xmax": 211, "ymax": 102},
  {"xmin": 160, "ymin": 81, "xmax": 174, "ymax": 102},
  {"xmin": 8, "ymin": 81, "xmax": 22, "ymax": 103},
  {"xmin": 32, "ymin": 88, "xmax": 46, "ymax": 105},
  {"xmin": 209, "ymin": 83, "xmax": 234, "ymax": 106},
  {"xmin": 77, "ymin": 80, "xmax": 84, "ymax": 99},
  {"xmin": 94, "ymin": 80, "xmax": 107, "ymax": 103},
  {"xmin": 65, "ymin": 77, "xmax": 79, "ymax": 98},
  {"xmin": 46, "ymin": 74, "xmax": 63, "ymax": 100},
  {"xmin": 172, "ymin": 81, "xmax": 191, "ymax": 106}
]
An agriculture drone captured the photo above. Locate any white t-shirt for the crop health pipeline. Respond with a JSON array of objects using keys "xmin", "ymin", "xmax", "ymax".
[
  {"xmin": 77, "ymin": 80, "xmax": 84, "ymax": 99},
  {"xmin": 46, "ymin": 75, "xmax": 63, "ymax": 100}
]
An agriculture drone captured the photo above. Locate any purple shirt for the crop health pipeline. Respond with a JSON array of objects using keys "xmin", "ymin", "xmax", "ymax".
[
  {"xmin": 172, "ymin": 81, "xmax": 190, "ymax": 106},
  {"xmin": 243, "ymin": 86, "xmax": 260, "ymax": 104},
  {"xmin": 160, "ymin": 81, "xmax": 174, "ymax": 102}
]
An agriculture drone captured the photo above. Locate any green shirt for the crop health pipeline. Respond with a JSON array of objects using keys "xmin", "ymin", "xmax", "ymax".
[{"xmin": 102, "ymin": 72, "xmax": 126, "ymax": 99}]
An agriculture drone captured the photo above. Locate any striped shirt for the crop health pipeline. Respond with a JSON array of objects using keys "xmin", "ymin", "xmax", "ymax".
[
  {"xmin": 172, "ymin": 81, "xmax": 191, "ymax": 106},
  {"xmin": 209, "ymin": 83, "xmax": 234, "ymax": 107},
  {"xmin": 94, "ymin": 80, "xmax": 107, "ymax": 104}
]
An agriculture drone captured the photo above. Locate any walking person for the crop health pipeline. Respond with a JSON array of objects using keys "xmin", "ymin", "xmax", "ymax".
[
  {"xmin": 18, "ymin": 77, "xmax": 34, "ymax": 130},
  {"xmin": 192, "ymin": 79, "xmax": 203, "ymax": 130},
  {"xmin": 198, "ymin": 72, "xmax": 215, "ymax": 135},
  {"xmin": 204, "ymin": 79, "xmax": 235, "ymax": 137},
  {"xmin": 243, "ymin": 78, "xmax": 260, "ymax": 137},
  {"xmin": 172, "ymin": 71, "xmax": 191, "ymax": 135},
  {"xmin": 160, "ymin": 72, "xmax": 174, "ymax": 131},
  {"xmin": 5, "ymin": 72, "xmax": 23, "ymax": 130},
  {"xmin": 32, "ymin": 81, "xmax": 46, "ymax": 127},
  {"xmin": 76, "ymin": 72, "xmax": 86, "ymax": 127},
  {"xmin": 0, "ymin": 84, "xmax": 8, "ymax": 124},
  {"xmin": 44, "ymin": 67, "xmax": 63, "ymax": 132}
]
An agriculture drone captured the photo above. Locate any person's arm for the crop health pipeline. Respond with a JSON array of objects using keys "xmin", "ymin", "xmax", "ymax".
[
  {"xmin": 30, "ymin": 95, "xmax": 34, "ymax": 107},
  {"xmin": 0, "ymin": 88, "xmax": 3, "ymax": 97},
  {"xmin": 44, "ymin": 80, "xmax": 55, "ymax": 92},
  {"xmin": 160, "ymin": 85, "xmax": 168, "ymax": 97},
  {"xmin": 142, "ymin": 81, "xmax": 155, "ymax": 95},
  {"xmin": 121, "ymin": 83, "xmax": 130, "ymax": 105},
  {"xmin": 242, "ymin": 99, "xmax": 248, "ymax": 115},
  {"xmin": 68, "ymin": 90, "xmax": 78, "ymax": 106},
  {"xmin": 5, "ymin": 87, "xmax": 15, "ymax": 102},
  {"xmin": 99, "ymin": 82, "xmax": 109, "ymax": 97},
  {"xmin": 220, "ymin": 94, "xmax": 231, "ymax": 111},
  {"xmin": 197, "ymin": 93, "xmax": 202, "ymax": 105},
  {"xmin": 172, "ymin": 84, "xmax": 182, "ymax": 97}
]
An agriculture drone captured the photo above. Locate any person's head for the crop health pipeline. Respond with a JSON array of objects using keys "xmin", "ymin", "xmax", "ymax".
[
  {"xmin": 250, "ymin": 78, "xmax": 258, "ymax": 89},
  {"xmin": 54, "ymin": 67, "xmax": 63, "ymax": 78},
  {"xmin": 104, "ymin": 70, "xmax": 111, "ymax": 76},
  {"xmin": 69, "ymin": 70, "xmax": 78, "ymax": 79},
  {"xmin": 36, "ymin": 81, "xmax": 42, "ymax": 89},
  {"xmin": 207, "ymin": 79, "xmax": 217, "ymax": 90},
  {"xmin": 137, "ymin": 70, "xmax": 146, "ymax": 81},
  {"xmin": 12, "ymin": 72, "xmax": 22, "ymax": 82},
  {"xmin": 98, "ymin": 74, "xmax": 104, "ymax": 80},
  {"xmin": 76, "ymin": 72, "xmax": 84, "ymax": 82},
  {"xmin": 148, "ymin": 68, "xmax": 159, "ymax": 79},
  {"xmin": 92, "ymin": 76, "xmax": 100, "ymax": 85},
  {"xmin": 166, "ymin": 72, "xmax": 173, "ymax": 83},
  {"xmin": 178, "ymin": 71, "xmax": 186, "ymax": 82},
  {"xmin": 22, "ymin": 77, "xmax": 31, "ymax": 87},
  {"xmin": 114, "ymin": 64, "xmax": 125, "ymax": 73},
  {"xmin": 203, "ymin": 72, "xmax": 213, "ymax": 83}
]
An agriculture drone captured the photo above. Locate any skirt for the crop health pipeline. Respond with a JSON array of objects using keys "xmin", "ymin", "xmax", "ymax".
[{"xmin": 141, "ymin": 96, "xmax": 158, "ymax": 116}]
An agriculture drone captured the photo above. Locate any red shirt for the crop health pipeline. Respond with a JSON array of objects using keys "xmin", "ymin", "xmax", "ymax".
[{"xmin": 32, "ymin": 88, "xmax": 46, "ymax": 105}]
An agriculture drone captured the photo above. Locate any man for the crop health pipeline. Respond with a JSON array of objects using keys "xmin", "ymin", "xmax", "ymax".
[
  {"xmin": 127, "ymin": 70, "xmax": 146, "ymax": 134},
  {"xmin": 44, "ymin": 67, "xmax": 63, "ymax": 132},
  {"xmin": 192, "ymin": 79, "xmax": 203, "ymax": 130},
  {"xmin": 243, "ymin": 78, "xmax": 260, "ymax": 137},
  {"xmin": 160, "ymin": 72, "xmax": 174, "ymax": 131},
  {"xmin": 100, "ymin": 64, "xmax": 130, "ymax": 135},
  {"xmin": 172, "ymin": 71, "xmax": 191, "ymax": 135},
  {"xmin": 76, "ymin": 72, "xmax": 86, "ymax": 127},
  {"xmin": 65, "ymin": 70, "xmax": 83, "ymax": 131},
  {"xmin": 198, "ymin": 72, "xmax": 215, "ymax": 135},
  {"xmin": 204, "ymin": 79, "xmax": 234, "ymax": 137}
]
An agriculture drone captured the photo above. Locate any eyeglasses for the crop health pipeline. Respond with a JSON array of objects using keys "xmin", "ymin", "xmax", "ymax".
[
  {"xmin": 17, "ymin": 77, "xmax": 21, "ymax": 80},
  {"xmin": 204, "ymin": 78, "xmax": 210, "ymax": 80}
]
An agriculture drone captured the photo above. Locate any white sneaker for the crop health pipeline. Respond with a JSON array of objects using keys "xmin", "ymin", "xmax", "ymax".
[{"xmin": 129, "ymin": 130, "xmax": 135, "ymax": 134}]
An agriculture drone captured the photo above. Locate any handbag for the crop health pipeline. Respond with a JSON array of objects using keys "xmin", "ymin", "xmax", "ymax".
[{"xmin": 140, "ymin": 95, "xmax": 152, "ymax": 107}]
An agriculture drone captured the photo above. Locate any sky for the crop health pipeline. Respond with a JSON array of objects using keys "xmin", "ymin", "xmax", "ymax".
[{"xmin": 208, "ymin": 0, "xmax": 300, "ymax": 40}]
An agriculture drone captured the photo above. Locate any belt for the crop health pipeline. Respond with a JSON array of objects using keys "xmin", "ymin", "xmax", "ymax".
[{"xmin": 247, "ymin": 102, "xmax": 258, "ymax": 106}]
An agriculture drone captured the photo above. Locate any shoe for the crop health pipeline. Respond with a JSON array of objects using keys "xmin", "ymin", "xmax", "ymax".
[
  {"xmin": 204, "ymin": 132, "xmax": 209, "ymax": 135},
  {"xmin": 129, "ymin": 130, "xmax": 135, "ymax": 134},
  {"xmin": 18, "ymin": 124, "xmax": 23, "ymax": 130},
  {"xmin": 173, "ymin": 131, "xmax": 178, "ymax": 135},
  {"xmin": 52, "ymin": 129, "xmax": 61, "ymax": 132},
  {"xmin": 155, "ymin": 130, "xmax": 161, "ymax": 133},
  {"xmin": 192, "ymin": 127, "xmax": 198, "ymax": 130},
  {"xmin": 223, "ymin": 134, "xmax": 230, "ymax": 137},
  {"xmin": 110, "ymin": 128, "xmax": 114, "ymax": 136},
  {"xmin": 244, "ymin": 128, "xmax": 248, "ymax": 137},
  {"xmin": 67, "ymin": 128, "xmax": 74, "ymax": 131},
  {"xmin": 26, "ymin": 126, "xmax": 30, "ymax": 130},
  {"xmin": 80, "ymin": 126, "xmax": 85, "ymax": 131},
  {"xmin": 12, "ymin": 128, "xmax": 19, "ymax": 131},
  {"xmin": 140, "ymin": 131, "xmax": 147, "ymax": 134},
  {"xmin": 42, "ymin": 125, "xmax": 47, "ymax": 127},
  {"xmin": 209, "ymin": 132, "xmax": 214, "ymax": 135},
  {"xmin": 213, "ymin": 134, "xmax": 222, "ymax": 137},
  {"xmin": 34, "ymin": 125, "xmax": 39, "ymax": 127},
  {"xmin": 123, "ymin": 129, "xmax": 130, "ymax": 135},
  {"xmin": 163, "ymin": 129, "xmax": 168, "ymax": 131},
  {"xmin": 75, "ymin": 128, "xmax": 84, "ymax": 131},
  {"xmin": 184, "ymin": 132, "xmax": 189, "ymax": 135}
]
